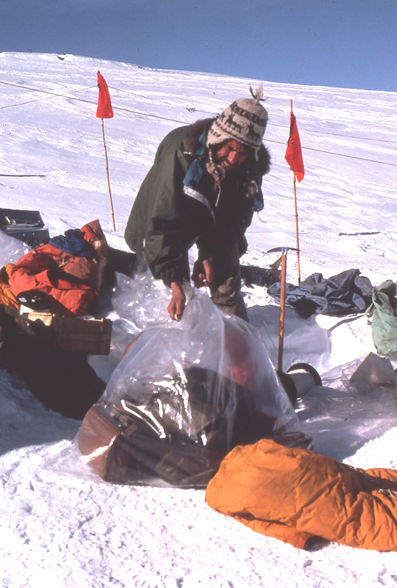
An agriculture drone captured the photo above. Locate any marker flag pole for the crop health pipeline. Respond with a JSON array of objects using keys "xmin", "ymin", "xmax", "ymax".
[{"xmin": 96, "ymin": 70, "xmax": 116, "ymax": 231}]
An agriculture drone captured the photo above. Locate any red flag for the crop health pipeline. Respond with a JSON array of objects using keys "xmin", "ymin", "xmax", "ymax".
[
  {"xmin": 96, "ymin": 71, "xmax": 114, "ymax": 119},
  {"xmin": 285, "ymin": 111, "xmax": 304, "ymax": 182}
]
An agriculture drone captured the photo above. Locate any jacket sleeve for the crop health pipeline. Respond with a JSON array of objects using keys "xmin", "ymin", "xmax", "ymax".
[
  {"xmin": 140, "ymin": 140, "xmax": 213, "ymax": 286},
  {"xmin": 9, "ymin": 251, "xmax": 58, "ymax": 297}
]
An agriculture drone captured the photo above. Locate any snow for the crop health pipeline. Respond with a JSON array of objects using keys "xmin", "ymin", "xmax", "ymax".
[{"xmin": 0, "ymin": 51, "xmax": 397, "ymax": 586}]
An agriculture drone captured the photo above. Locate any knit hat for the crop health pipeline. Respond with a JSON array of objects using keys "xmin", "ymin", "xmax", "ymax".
[{"xmin": 207, "ymin": 90, "xmax": 268, "ymax": 152}]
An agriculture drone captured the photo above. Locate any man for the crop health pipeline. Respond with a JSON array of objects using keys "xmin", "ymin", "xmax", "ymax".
[{"xmin": 124, "ymin": 91, "xmax": 270, "ymax": 321}]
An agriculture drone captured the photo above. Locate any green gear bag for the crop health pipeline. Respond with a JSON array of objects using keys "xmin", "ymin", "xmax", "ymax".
[{"xmin": 370, "ymin": 280, "xmax": 397, "ymax": 358}]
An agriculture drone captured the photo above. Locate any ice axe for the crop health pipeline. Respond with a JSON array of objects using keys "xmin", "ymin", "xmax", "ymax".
[
  {"xmin": 268, "ymin": 246, "xmax": 321, "ymax": 405},
  {"xmin": 268, "ymin": 246, "xmax": 297, "ymax": 373}
]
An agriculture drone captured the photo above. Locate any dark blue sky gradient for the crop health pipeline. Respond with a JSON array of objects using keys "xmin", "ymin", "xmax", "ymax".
[{"xmin": 1, "ymin": 0, "xmax": 396, "ymax": 92}]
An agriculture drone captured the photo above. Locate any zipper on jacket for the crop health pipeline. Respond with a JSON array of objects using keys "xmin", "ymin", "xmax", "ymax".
[{"xmin": 215, "ymin": 185, "xmax": 222, "ymax": 208}]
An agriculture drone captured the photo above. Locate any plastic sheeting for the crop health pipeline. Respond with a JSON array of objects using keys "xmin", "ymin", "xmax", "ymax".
[
  {"xmin": 78, "ymin": 291, "xmax": 308, "ymax": 488},
  {"xmin": 88, "ymin": 270, "xmax": 178, "ymax": 383},
  {"xmin": 0, "ymin": 231, "xmax": 29, "ymax": 266},
  {"xmin": 296, "ymin": 354, "xmax": 397, "ymax": 461}
]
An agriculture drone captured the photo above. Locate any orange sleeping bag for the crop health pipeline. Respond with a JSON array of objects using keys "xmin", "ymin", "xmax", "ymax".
[{"xmin": 206, "ymin": 439, "xmax": 397, "ymax": 550}]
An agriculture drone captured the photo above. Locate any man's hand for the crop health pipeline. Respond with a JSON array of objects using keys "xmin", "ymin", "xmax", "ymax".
[
  {"xmin": 168, "ymin": 281, "xmax": 186, "ymax": 320},
  {"xmin": 192, "ymin": 258, "xmax": 214, "ymax": 287}
]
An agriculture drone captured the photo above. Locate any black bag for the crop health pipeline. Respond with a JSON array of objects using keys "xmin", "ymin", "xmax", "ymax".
[
  {"xmin": 0, "ymin": 305, "xmax": 106, "ymax": 419},
  {"xmin": 0, "ymin": 208, "xmax": 49, "ymax": 247}
]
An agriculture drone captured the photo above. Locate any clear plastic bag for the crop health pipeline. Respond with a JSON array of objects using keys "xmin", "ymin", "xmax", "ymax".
[
  {"xmin": 0, "ymin": 230, "xmax": 29, "ymax": 266},
  {"xmin": 78, "ymin": 291, "xmax": 307, "ymax": 488}
]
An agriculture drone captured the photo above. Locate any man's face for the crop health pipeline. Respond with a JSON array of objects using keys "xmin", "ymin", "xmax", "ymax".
[{"xmin": 214, "ymin": 140, "xmax": 249, "ymax": 172}]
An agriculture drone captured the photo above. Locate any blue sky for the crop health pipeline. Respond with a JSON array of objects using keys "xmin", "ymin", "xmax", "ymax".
[{"xmin": 1, "ymin": 0, "xmax": 396, "ymax": 92}]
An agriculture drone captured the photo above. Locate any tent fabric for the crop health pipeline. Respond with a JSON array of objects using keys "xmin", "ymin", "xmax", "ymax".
[
  {"xmin": 205, "ymin": 438, "xmax": 397, "ymax": 551},
  {"xmin": 268, "ymin": 268, "xmax": 372, "ymax": 318}
]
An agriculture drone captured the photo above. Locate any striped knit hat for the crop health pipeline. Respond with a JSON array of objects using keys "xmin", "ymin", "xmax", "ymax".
[{"xmin": 207, "ymin": 92, "xmax": 268, "ymax": 152}]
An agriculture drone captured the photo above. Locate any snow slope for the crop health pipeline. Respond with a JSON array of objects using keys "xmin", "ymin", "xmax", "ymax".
[{"xmin": 0, "ymin": 52, "xmax": 397, "ymax": 587}]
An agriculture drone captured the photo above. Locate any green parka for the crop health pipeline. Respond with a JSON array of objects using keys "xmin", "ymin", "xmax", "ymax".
[{"xmin": 124, "ymin": 119, "xmax": 271, "ymax": 286}]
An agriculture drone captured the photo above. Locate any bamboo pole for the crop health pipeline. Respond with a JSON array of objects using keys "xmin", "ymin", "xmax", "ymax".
[
  {"xmin": 292, "ymin": 172, "xmax": 301, "ymax": 284},
  {"xmin": 101, "ymin": 118, "xmax": 116, "ymax": 232}
]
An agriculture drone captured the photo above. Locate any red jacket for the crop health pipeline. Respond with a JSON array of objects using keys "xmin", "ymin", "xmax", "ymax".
[{"xmin": 10, "ymin": 220, "xmax": 107, "ymax": 316}]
